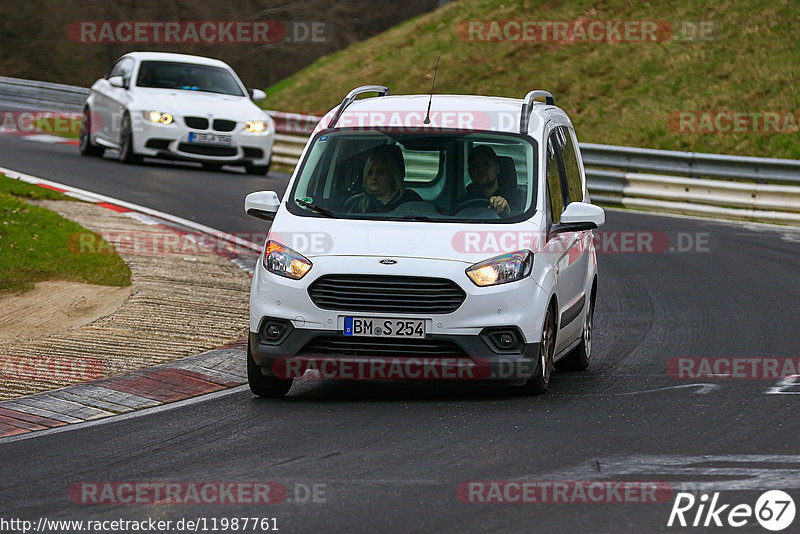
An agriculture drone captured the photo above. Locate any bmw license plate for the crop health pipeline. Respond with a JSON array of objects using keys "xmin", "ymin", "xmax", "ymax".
[
  {"xmin": 344, "ymin": 317, "xmax": 425, "ymax": 338},
  {"xmin": 188, "ymin": 132, "xmax": 232, "ymax": 146}
]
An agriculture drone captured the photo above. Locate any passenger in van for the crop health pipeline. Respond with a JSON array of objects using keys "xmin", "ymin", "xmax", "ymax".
[
  {"xmin": 343, "ymin": 145, "xmax": 422, "ymax": 214},
  {"xmin": 464, "ymin": 145, "xmax": 524, "ymax": 216}
]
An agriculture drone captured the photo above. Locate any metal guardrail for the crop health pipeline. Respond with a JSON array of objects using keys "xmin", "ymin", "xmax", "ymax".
[
  {"xmin": 264, "ymin": 115, "xmax": 800, "ymax": 225},
  {"xmin": 2, "ymin": 77, "xmax": 799, "ymax": 225},
  {"xmin": 580, "ymin": 143, "xmax": 800, "ymax": 185},
  {"xmin": 0, "ymin": 76, "xmax": 89, "ymax": 111}
]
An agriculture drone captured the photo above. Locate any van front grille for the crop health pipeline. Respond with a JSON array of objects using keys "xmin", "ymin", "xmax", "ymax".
[{"xmin": 308, "ymin": 275, "xmax": 466, "ymax": 314}]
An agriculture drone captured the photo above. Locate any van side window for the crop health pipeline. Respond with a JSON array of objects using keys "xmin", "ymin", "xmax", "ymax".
[
  {"xmin": 559, "ymin": 126, "xmax": 584, "ymax": 203},
  {"xmin": 546, "ymin": 133, "xmax": 564, "ymax": 224}
]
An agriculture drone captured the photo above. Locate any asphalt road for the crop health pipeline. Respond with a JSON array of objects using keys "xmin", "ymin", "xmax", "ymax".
[
  {"xmin": 1, "ymin": 134, "xmax": 799, "ymax": 533},
  {"xmin": 0, "ymin": 133, "xmax": 289, "ymax": 236}
]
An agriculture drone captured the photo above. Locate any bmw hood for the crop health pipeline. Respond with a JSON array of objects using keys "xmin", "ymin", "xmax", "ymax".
[{"xmin": 131, "ymin": 88, "xmax": 268, "ymax": 121}]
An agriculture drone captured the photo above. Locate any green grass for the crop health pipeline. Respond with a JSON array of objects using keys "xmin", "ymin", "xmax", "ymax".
[
  {"xmin": 0, "ymin": 176, "xmax": 131, "ymax": 294},
  {"xmin": 263, "ymin": 0, "xmax": 800, "ymax": 159}
]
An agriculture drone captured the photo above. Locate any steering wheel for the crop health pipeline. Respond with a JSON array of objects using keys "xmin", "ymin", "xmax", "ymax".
[{"xmin": 454, "ymin": 198, "xmax": 492, "ymax": 213}]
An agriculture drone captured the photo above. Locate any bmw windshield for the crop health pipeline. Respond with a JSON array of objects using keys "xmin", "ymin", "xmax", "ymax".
[
  {"xmin": 135, "ymin": 61, "xmax": 245, "ymax": 97},
  {"xmin": 287, "ymin": 129, "xmax": 538, "ymax": 223}
]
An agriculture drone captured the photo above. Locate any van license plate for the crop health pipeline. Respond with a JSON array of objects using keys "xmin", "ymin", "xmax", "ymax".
[{"xmin": 344, "ymin": 317, "xmax": 425, "ymax": 338}]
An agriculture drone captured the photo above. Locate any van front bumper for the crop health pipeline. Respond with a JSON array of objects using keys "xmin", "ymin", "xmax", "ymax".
[{"xmin": 248, "ymin": 324, "xmax": 540, "ymax": 383}]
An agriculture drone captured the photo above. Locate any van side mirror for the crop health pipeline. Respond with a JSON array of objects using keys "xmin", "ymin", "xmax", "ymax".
[
  {"xmin": 552, "ymin": 202, "xmax": 605, "ymax": 234},
  {"xmin": 108, "ymin": 76, "xmax": 125, "ymax": 89},
  {"xmin": 245, "ymin": 191, "xmax": 281, "ymax": 220}
]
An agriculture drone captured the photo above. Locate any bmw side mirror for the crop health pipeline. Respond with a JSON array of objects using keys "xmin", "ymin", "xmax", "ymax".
[{"xmin": 248, "ymin": 88, "xmax": 266, "ymax": 102}]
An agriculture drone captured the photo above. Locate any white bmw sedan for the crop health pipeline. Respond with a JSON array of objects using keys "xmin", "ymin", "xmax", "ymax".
[{"xmin": 79, "ymin": 51, "xmax": 274, "ymax": 174}]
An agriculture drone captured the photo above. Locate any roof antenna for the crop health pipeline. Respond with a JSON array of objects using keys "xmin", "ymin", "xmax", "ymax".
[{"xmin": 423, "ymin": 56, "xmax": 440, "ymax": 125}]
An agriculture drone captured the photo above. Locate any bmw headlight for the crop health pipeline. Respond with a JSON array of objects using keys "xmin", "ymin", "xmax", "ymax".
[
  {"xmin": 245, "ymin": 120, "xmax": 266, "ymax": 133},
  {"xmin": 263, "ymin": 240, "xmax": 312, "ymax": 280},
  {"xmin": 466, "ymin": 250, "xmax": 533, "ymax": 287},
  {"xmin": 143, "ymin": 111, "xmax": 173, "ymax": 124}
]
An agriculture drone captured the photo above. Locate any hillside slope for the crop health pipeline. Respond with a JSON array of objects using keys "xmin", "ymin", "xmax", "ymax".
[{"xmin": 264, "ymin": 0, "xmax": 800, "ymax": 158}]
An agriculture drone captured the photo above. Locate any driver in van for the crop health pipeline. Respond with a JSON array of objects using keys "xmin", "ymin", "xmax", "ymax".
[
  {"xmin": 343, "ymin": 145, "xmax": 422, "ymax": 214},
  {"xmin": 464, "ymin": 145, "xmax": 523, "ymax": 216}
]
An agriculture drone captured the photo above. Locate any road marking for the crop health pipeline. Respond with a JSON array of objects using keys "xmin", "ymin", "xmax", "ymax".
[
  {"xmin": 531, "ymin": 455, "xmax": 800, "ymax": 492},
  {"xmin": 554, "ymin": 383, "xmax": 721, "ymax": 396},
  {"xmin": 23, "ymin": 134, "xmax": 77, "ymax": 144}
]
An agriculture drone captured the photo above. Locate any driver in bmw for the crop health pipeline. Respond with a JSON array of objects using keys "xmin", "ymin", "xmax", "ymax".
[{"xmin": 464, "ymin": 145, "xmax": 523, "ymax": 216}]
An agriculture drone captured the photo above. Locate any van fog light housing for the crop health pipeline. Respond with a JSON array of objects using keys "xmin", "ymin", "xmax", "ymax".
[
  {"xmin": 258, "ymin": 317, "xmax": 293, "ymax": 345},
  {"xmin": 481, "ymin": 327, "xmax": 525, "ymax": 354}
]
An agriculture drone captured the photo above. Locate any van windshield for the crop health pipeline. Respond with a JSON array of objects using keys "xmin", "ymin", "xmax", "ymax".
[{"xmin": 287, "ymin": 129, "xmax": 538, "ymax": 222}]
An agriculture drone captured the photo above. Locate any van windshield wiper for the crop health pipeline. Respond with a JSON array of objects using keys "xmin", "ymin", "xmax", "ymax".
[
  {"xmin": 397, "ymin": 215, "xmax": 435, "ymax": 221},
  {"xmin": 295, "ymin": 199, "xmax": 335, "ymax": 217}
]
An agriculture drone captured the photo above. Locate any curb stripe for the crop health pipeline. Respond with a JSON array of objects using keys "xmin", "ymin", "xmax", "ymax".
[
  {"xmin": 96, "ymin": 202, "xmax": 131, "ymax": 213},
  {"xmin": 0, "ymin": 414, "xmax": 48, "ymax": 432},
  {"xmin": 0, "ymin": 423, "xmax": 28, "ymax": 437},
  {"xmin": 0, "ymin": 407, "xmax": 66, "ymax": 428},
  {"xmin": 172, "ymin": 368, "xmax": 242, "ymax": 388}
]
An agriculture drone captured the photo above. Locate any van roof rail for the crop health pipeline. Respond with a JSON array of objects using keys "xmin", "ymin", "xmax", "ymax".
[
  {"xmin": 328, "ymin": 85, "xmax": 391, "ymax": 128},
  {"xmin": 519, "ymin": 90, "xmax": 554, "ymax": 133}
]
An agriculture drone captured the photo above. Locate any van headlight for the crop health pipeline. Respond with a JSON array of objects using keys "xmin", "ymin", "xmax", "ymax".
[
  {"xmin": 466, "ymin": 250, "xmax": 533, "ymax": 286},
  {"xmin": 143, "ymin": 111, "xmax": 173, "ymax": 124},
  {"xmin": 263, "ymin": 240, "xmax": 312, "ymax": 279},
  {"xmin": 245, "ymin": 120, "xmax": 266, "ymax": 133}
]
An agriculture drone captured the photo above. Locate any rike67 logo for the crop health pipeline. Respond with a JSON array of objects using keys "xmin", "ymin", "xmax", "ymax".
[{"xmin": 668, "ymin": 490, "xmax": 796, "ymax": 531}]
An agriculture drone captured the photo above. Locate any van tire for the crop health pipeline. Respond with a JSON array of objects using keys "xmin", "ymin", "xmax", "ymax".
[{"xmin": 247, "ymin": 342, "xmax": 292, "ymax": 398}]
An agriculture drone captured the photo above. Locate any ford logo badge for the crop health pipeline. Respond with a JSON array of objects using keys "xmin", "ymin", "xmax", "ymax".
[{"xmin": 379, "ymin": 259, "xmax": 397, "ymax": 265}]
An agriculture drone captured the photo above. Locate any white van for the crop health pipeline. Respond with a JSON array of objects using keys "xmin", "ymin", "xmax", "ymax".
[{"xmin": 244, "ymin": 86, "xmax": 604, "ymax": 397}]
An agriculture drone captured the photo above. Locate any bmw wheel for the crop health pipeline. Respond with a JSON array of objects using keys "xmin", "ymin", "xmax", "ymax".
[
  {"xmin": 118, "ymin": 112, "xmax": 142, "ymax": 164},
  {"xmin": 78, "ymin": 107, "xmax": 105, "ymax": 157}
]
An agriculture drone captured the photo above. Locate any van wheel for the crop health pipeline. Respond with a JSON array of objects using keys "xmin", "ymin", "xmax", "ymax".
[
  {"xmin": 557, "ymin": 298, "xmax": 593, "ymax": 372},
  {"xmin": 516, "ymin": 306, "xmax": 555, "ymax": 395},
  {"xmin": 247, "ymin": 342, "xmax": 292, "ymax": 398},
  {"xmin": 79, "ymin": 107, "xmax": 104, "ymax": 157}
]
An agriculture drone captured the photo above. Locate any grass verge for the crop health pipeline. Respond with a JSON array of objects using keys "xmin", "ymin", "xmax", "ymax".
[
  {"xmin": 0, "ymin": 175, "xmax": 131, "ymax": 294},
  {"xmin": 263, "ymin": 0, "xmax": 800, "ymax": 159}
]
